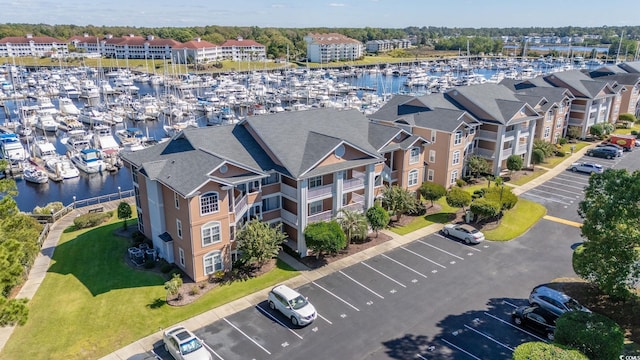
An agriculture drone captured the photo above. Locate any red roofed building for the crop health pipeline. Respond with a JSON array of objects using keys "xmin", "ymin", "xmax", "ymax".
[
  {"xmin": 219, "ymin": 37, "xmax": 266, "ymax": 61},
  {"xmin": 171, "ymin": 38, "xmax": 221, "ymax": 64},
  {"xmin": 304, "ymin": 33, "xmax": 363, "ymax": 63},
  {"xmin": 0, "ymin": 34, "xmax": 68, "ymax": 57}
]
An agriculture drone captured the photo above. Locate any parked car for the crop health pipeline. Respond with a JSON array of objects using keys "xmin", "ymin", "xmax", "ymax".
[
  {"xmin": 163, "ymin": 326, "xmax": 212, "ymax": 360},
  {"xmin": 569, "ymin": 162, "xmax": 604, "ymax": 174},
  {"xmin": 268, "ymin": 284, "xmax": 317, "ymax": 326},
  {"xmin": 586, "ymin": 146, "xmax": 618, "ymax": 159},
  {"xmin": 512, "ymin": 305, "xmax": 558, "ymax": 341},
  {"xmin": 529, "ymin": 285, "xmax": 591, "ymax": 316},
  {"xmin": 595, "ymin": 143, "xmax": 623, "ymax": 156},
  {"xmin": 442, "ymin": 224, "xmax": 485, "ymax": 244}
]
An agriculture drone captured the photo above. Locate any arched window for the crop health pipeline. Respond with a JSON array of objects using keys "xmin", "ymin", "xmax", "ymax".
[
  {"xmin": 200, "ymin": 191, "xmax": 219, "ymax": 215},
  {"xmin": 408, "ymin": 169, "xmax": 419, "ymax": 186},
  {"xmin": 201, "ymin": 221, "xmax": 221, "ymax": 246},
  {"xmin": 203, "ymin": 250, "xmax": 223, "ymax": 275}
]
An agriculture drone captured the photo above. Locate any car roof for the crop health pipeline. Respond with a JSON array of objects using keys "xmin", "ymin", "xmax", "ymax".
[
  {"xmin": 272, "ymin": 284, "xmax": 301, "ymax": 300},
  {"xmin": 166, "ymin": 326, "xmax": 196, "ymax": 341},
  {"xmin": 531, "ymin": 285, "xmax": 571, "ymax": 301},
  {"xmin": 458, "ymin": 224, "xmax": 478, "ymax": 232}
]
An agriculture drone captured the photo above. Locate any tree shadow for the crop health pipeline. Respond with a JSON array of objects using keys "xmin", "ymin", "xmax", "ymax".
[
  {"xmin": 47, "ymin": 222, "xmax": 166, "ymax": 296},
  {"xmin": 146, "ymin": 297, "xmax": 166, "ymax": 309},
  {"xmin": 382, "ymin": 297, "xmax": 530, "ymax": 359}
]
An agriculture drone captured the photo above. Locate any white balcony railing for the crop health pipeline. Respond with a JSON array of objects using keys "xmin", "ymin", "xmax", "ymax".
[
  {"xmin": 308, "ymin": 184, "xmax": 333, "ymax": 200},
  {"xmin": 234, "ymin": 194, "xmax": 248, "ymax": 215},
  {"xmin": 476, "ymin": 129, "xmax": 497, "ymax": 140},
  {"xmin": 501, "ymin": 148, "xmax": 513, "ymax": 158},
  {"xmin": 342, "ymin": 202, "xmax": 364, "ymax": 213},
  {"xmin": 281, "ymin": 209, "xmax": 298, "ymax": 226},
  {"xmin": 343, "ymin": 177, "xmax": 364, "ymax": 191},
  {"xmin": 308, "ymin": 209, "xmax": 333, "ymax": 223}
]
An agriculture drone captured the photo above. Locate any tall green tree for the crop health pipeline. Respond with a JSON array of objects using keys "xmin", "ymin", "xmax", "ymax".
[
  {"xmin": 365, "ymin": 204, "xmax": 390, "ymax": 237},
  {"xmin": 380, "ymin": 185, "xmax": 417, "ymax": 222},
  {"xmin": 304, "ymin": 221, "xmax": 347, "ymax": 258},
  {"xmin": 576, "ymin": 168, "xmax": 640, "ymax": 299},
  {"xmin": 466, "ymin": 155, "xmax": 489, "ymax": 179},
  {"xmin": 236, "ymin": 219, "xmax": 287, "ymax": 266},
  {"xmin": 336, "ymin": 209, "xmax": 368, "ymax": 245},
  {"xmin": 446, "ymin": 187, "xmax": 471, "ymax": 211},
  {"xmin": 419, "ymin": 181, "xmax": 446, "ymax": 208},
  {"xmin": 506, "ymin": 155, "xmax": 523, "ymax": 174},
  {"xmin": 117, "ymin": 201, "xmax": 132, "ymax": 230}
]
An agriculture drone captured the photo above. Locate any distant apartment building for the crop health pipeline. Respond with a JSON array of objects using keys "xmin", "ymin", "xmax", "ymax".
[
  {"xmin": 365, "ymin": 39, "xmax": 411, "ymax": 53},
  {"xmin": 219, "ymin": 37, "xmax": 266, "ymax": 61},
  {"xmin": 304, "ymin": 33, "xmax": 363, "ymax": 63},
  {"xmin": 0, "ymin": 34, "xmax": 68, "ymax": 57},
  {"xmin": 171, "ymin": 38, "xmax": 221, "ymax": 64}
]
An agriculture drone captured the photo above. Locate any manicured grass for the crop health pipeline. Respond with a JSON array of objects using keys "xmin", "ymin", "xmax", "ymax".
[
  {"xmin": 482, "ymin": 198, "xmax": 546, "ymax": 241},
  {"xmin": 1, "ymin": 219, "xmax": 299, "ymax": 360},
  {"xmin": 613, "ymin": 123, "xmax": 640, "ymax": 134},
  {"xmin": 507, "ymin": 167, "xmax": 548, "ymax": 186},
  {"xmin": 543, "ymin": 142, "xmax": 591, "ymax": 168}
]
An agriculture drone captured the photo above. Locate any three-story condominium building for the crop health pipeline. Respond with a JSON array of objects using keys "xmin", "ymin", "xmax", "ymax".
[
  {"xmin": 0, "ymin": 34, "xmax": 68, "ymax": 57},
  {"xmin": 120, "ymin": 108, "xmax": 427, "ymax": 282},
  {"xmin": 304, "ymin": 33, "xmax": 363, "ymax": 63}
]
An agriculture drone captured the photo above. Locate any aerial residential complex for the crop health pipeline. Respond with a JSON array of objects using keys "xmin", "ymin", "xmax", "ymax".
[
  {"xmin": 121, "ymin": 62, "xmax": 640, "ymax": 283},
  {"xmin": 303, "ymin": 33, "xmax": 364, "ymax": 63}
]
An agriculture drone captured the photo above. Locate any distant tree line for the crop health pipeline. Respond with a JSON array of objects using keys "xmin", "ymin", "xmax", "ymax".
[{"xmin": 1, "ymin": 23, "xmax": 638, "ymax": 59}]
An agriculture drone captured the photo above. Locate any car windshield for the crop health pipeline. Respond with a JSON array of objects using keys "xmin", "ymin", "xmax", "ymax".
[
  {"xmin": 564, "ymin": 298, "xmax": 583, "ymax": 311},
  {"xmin": 289, "ymin": 295, "xmax": 308, "ymax": 310},
  {"xmin": 180, "ymin": 338, "xmax": 203, "ymax": 355}
]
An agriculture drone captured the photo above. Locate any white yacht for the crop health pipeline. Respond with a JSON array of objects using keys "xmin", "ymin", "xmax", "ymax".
[
  {"xmin": 31, "ymin": 136, "xmax": 58, "ymax": 161},
  {"xmin": 59, "ymin": 82, "xmax": 80, "ymax": 99},
  {"xmin": 79, "ymin": 80, "xmax": 99, "ymax": 99},
  {"xmin": 33, "ymin": 112, "xmax": 59, "ymax": 132},
  {"xmin": 45, "ymin": 155, "xmax": 80, "ymax": 179},
  {"xmin": 61, "ymin": 129, "xmax": 92, "ymax": 154},
  {"xmin": 57, "ymin": 115, "xmax": 85, "ymax": 132},
  {"xmin": 0, "ymin": 133, "xmax": 27, "ymax": 163},
  {"xmin": 115, "ymin": 127, "xmax": 153, "ymax": 152},
  {"xmin": 91, "ymin": 124, "xmax": 120, "ymax": 152},
  {"xmin": 70, "ymin": 148, "xmax": 105, "ymax": 174},
  {"xmin": 58, "ymin": 97, "xmax": 81, "ymax": 116},
  {"xmin": 22, "ymin": 165, "xmax": 49, "ymax": 184}
]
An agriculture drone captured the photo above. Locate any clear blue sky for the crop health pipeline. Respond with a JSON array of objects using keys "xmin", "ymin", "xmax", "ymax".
[{"xmin": 5, "ymin": 0, "xmax": 640, "ymax": 28}]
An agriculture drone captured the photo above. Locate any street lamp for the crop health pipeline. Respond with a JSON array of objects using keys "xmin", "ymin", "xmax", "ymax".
[
  {"xmin": 72, "ymin": 196, "xmax": 76, "ymax": 209},
  {"xmin": 117, "ymin": 186, "xmax": 121, "ymax": 199}
]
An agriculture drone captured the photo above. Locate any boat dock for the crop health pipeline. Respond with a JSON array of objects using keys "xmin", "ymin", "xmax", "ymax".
[{"xmin": 29, "ymin": 158, "xmax": 63, "ymax": 182}]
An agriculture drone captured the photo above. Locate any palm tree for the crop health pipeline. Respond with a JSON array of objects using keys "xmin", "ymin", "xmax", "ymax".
[
  {"xmin": 336, "ymin": 209, "xmax": 368, "ymax": 247},
  {"xmin": 380, "ymin": 185, "xmax": 416, "ymax": 222}
]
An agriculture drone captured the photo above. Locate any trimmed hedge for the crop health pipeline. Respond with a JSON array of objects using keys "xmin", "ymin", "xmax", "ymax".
[
  {"xmin": 72, "ymin": 211, "xmax": 112, "ymax": 229},
  {"xmin": 513, "ymin": 342, "xmax": 587, "ymax": 360}
]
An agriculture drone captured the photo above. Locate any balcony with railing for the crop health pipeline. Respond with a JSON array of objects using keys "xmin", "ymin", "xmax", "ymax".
[
  {"xmin": 476, "ymin": 129, "xmax": 497, "ymax": 141},
  {"xmin": 515, "ymin": 143, "xmax": 528, "ymax": 155},
  {"xmin": 475, "ymin": 147, "xmax": 495, "ymax": 158},
  {"xmin": 567, "ymin": 117, "xmax": 585, "ymax": 126},
  {"xmin": 501, "ymin": 148, "xmax": 513, "ymax": 158},
  {"xmin": 234, "ymin": 194, "xmax": 248, "ymax": 216},
  {"xmin": 308, "ymin": 184, "xmax": 333, "ymax": 200},
  {"xmin": 343, "ymin": 172, "xmax": 365, "ymax": 191},
  {"xmin": 280, "ymin": 183, "xmax": 297, "ymax": 199},
  {"xmin": 308, "ymin": 209, "xmax": 333, "ymax": 223},
  {"xmin": 281, "ymin": 209, "xmax": 298, "ymax": 226}
]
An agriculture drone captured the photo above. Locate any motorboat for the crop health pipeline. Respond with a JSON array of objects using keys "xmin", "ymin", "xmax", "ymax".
[
  {"xmin": 70, "ymin": 148, "xmax": 105, "ymax": 174},
  {"xmin": 45, "ymin": 155, "xmax": 80, "ymax": 179},
  {"xmin": 33, "ymin": 112, "xmax": 59, "ymax": 132},
  {"xmin": 91, "ymin": 124, "xmax": 120, "ymax": 152},
  {"xmin": 31, "ymin": 136, "xmax": 58, "ymax": 161},
  {"xmin": 0, "ymin": 133, "xmax": 27, "ymax": 163},
  {"xmin": 57, "ymin": 115, "xmax": 85, "ymax": 132},
  {"xmin": 115, "ymin": 127, "xmax": 151, "ymax": 152},
  {"xmin": 22, "ymin": 165, "xmax": 49, "ymax": 184},
  {"xmin": 61, "ymin": 129, "xmax": 92, "ymax": 154},
  {"xmin": 58, "ymin": 97, "xmax": 81, "ymax": 116}
]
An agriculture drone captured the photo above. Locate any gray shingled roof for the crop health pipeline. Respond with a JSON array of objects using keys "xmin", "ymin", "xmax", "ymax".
[
  {"xmin": 544, "ymin": 70, "xmax": 615, "ymax": 98},
  {"xmin": 589, "ymin": 72, "xmax": 640, "ymax": 86},
  {"xmin": 367, "ymin": 121, "xmax": 404, "ymax": 151},
  {"xmin": 244, "ymin": 108, "xmax": 382, "ymax": 178},
  {"xmin": 411, "ymin": 107, "xmax": 478, "ymax": 132},
  {"xmin": 618, "ymin": 61, "xmax": 640, "ymax": 73},
  {"xmin": 368, "ymin": 94, "xmax": 416, "ymax": 121},
  {"xmin": 445, "ymin": 84, "xmax": 532, "ymax": 124}
]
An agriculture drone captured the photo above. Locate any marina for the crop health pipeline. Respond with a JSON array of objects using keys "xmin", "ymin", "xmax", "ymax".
[{"xmin": 0, "ymin": 57, "xmax": 610, "ymax": 212}]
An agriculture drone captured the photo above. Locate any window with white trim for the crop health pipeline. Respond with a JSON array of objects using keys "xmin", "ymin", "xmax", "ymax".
[
  {"xmin": 409, "ymin": 147, "xmax": 420, "ymax": 164},
  {"xmin": 309, "ymin": 200, "xmax": 322, "ymax": 215},
  {"xmin": 408, "ymin": 169, "xmax": 419, "ymax": 186},
  {"xmin": 176, "ymin": 219, "xmax": 182, "ymax": 238},
  {"xmin": 450, "ymin": 170, "xmax": 458, "ymax": 185},
  {"xmin": 201, "ymin": 221, "xmax": 221, "ymax": 246},
  {"xmin": 178, "ymin": 248, "xmax": 185, "ymax": 267},
  {"xmin": 200, "ymin": 192, "xmax": 219, "ymax": 215},
  {"xmin": 429, "ymin": 150, "xmax": 436, "ymax": 163},
  {"xmin": 546, "ymin": 112, "xmax": 552, "ymax": 122},
  {"xmin": 308, "ymin": 176, "xmax": 322, "ymax": 188},
  {"xmin": 544, "ymin": 126, "xmax": 550, "ymax": 138},
  {"xmin": 452, "ymin": 150, "xmax": 460, "ymax": 165},
  {"xmin": 174, "ymin": 192, "xmax": 179, "ymax": 209},
  {"xmin": 262, "ymin": 196, "xmax": 281, "ymax": 212},
  {"xmin": 261, "ymin": 173, "xmax": 280, "ymax": 185},
  {"xmin": 430, "ymin": 131, "xmax": 436, "ymax": 143},
  {"xmin": 454, "ymin": 131, "xmax": 463, "ymax": 145},
  {"xmin": 556, "ymin": 118, "xmax": 563, "ymax": 128},
  {"xmin": 427, "ymin": 169, "xmax": 434, "ymax": 181},
  {"xmin": 203, "ymin": 251, "xmax": 223, "ymax": 275}
]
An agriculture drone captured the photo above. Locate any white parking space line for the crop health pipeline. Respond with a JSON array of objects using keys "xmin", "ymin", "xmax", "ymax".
[
  {"xmin": 339, "ymin": 270, "xmax": 385, "ymax": 299},
  {"xmin": 483, "ymin": 312, "xmax": 548, "ymax": 343},
  {"xmin": 417, "ymin": 239, "xmax": 464, "ymax": 260},
  {"xmin": 381, "ymin": 254, "xmax": 429, "ymax": 278},
  {"xmin": 547, "ymin": 177, "xmax": 589, "ymax": 188},
  {"xmin": 311, "ymin": 281, "xmax": 360, "ymax": 311},
  {"xmin": 361, "ymin": 262, "xmax": 406, "ymax": 288},
  {"xmin": 503, "ymin": 300, "xmax": 519, "ymax": 308},
  {"xmin": 255, "ymin": 305, "xmax": 304, "ymax": 340},
  {"xmin": 527, "ymin": 188, "xmax": 578, "ymax": 201},
  {"xmin": 317, "ymin": 313, "xmax": 333, "ymax": 324},
  {"xmin": 441, "ymin": 338, "xmax": 482, "ymax": 360},
  {"xmin": 401, "ymin": 247, "xmax": 447, "ymax": 268},
  {"xmin": 202, "ymin": 342, "xmax": 225, "ymax": 360},
  {"xmin": 521, "ymin": 191, "xmax": 571, "ymax": 205},
  {"xmin": 537, "ymin": 183, "xmax": 584, "ymax": 195},
  {"xmin": 416, "ymin": 354, "xmax": 428, "ymax": 360},
  {"xmin": 464, "ymin": 324, "xmax": 514, "ymax": 351},
  {"xmin": 223, "ymin": 318, "xmax": 272, "ymax": 355}
]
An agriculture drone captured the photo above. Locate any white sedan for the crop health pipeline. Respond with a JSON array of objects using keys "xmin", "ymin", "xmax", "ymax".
[
  {"xmin": 569, "ymin": 162, "xmax": 604, "ymax": 175},
  {"xmin": 442, "ymin": 224, "xmax": 485, "ymax": 244}
]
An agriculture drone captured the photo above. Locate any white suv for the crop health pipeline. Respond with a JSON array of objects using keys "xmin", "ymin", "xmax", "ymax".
[
  {"xmin": 162, "ymin": 326, "xmax": 212, "ymax": 360},
  {"xmin": 528, "ymin": 285, "xmax": 591, "ymax": 316},
  {"xmin": 268, "ymin": 284, "xmax": 317, "ymax": 326}
]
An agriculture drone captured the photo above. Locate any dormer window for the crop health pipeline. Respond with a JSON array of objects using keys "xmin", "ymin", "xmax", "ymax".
[{"xmin": 454, "ymin": 131, "xmax": 463, "ymax": 145}]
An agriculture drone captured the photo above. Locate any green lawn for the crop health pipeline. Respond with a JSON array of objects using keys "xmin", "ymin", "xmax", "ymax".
[
  {"xmin": 507, "ymin": 167, "xmax": 548, "ymax": 186},
  {"xmin": 614, "ymin": 123, "xmax": 640, "ymax": 134},
  {"xmin": 1, "ymin": 219, "xmax": 299, "ymax": 360},
  {"xmin": 543, "ymin": 142, "xmax": 591, "ymax": 168},
  {"xmin": 389, "ymin": 185, "xmax": 546, "ymax": 241}
]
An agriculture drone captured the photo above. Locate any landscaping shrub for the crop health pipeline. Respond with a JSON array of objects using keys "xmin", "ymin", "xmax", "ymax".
[
  {"xmin": 532, "ymin": 148, "xmax": 545, "ymax": 165},
  {"xmin": 470, "ymin": 198, "xmax": 500, "ymax": 222},
  {"xmin": 554, "ymin": 150, "xmax": 566, "ymax": 157},
  {"xmin": 558, "ymin": 137, "xmax": 568, "ymax": 145},
  {"xmin": 455, "ymin": 178, "xmax": 466, "ymax": 187},
  {"xmin": 472, "ymin": 189, "xmax": 485, "ymax": 199},
  {"xmin": 554, "ymin": 311, "xmax": 624, "ymax": 360},
  {"xmin": 188, "ymin": 286, "xmax": 199, "ymax": 296},
  {"xmin": 631, "ymin": 130, "xmax": 638, "ymax": 136},
  {"xmin": 483, "ymin": 186, "xmax": 518, "ymax": 210},
  {"xmin": 406, "ymin": 202, "xmax": 426, "ymax": 216},
  {"xmin": 512, "ymin": 342, "xmax": 587, "ymax": 360},
  {"xmin": 73, "ymin": 212, "xmax": 111, "ymax": 229}
]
